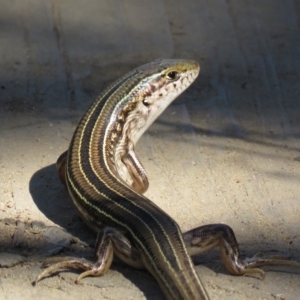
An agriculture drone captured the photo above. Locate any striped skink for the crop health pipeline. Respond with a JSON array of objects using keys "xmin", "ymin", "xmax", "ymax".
[{"xmin": 35, "ymin": 59, "xmax": 300, "ymax": 299}]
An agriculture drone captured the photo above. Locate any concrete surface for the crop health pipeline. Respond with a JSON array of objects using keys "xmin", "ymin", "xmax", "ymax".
[{"xmin": 0, "ymin": 0, "xmax": 300, "ymax": 299}]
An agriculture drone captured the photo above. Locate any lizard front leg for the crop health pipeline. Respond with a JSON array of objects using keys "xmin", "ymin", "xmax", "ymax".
[{"xmin": 121, "ymin": 149, "xmax": 149, "ymax": 194}]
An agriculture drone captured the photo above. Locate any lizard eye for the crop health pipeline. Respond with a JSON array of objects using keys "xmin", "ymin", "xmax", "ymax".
[
  {"xmin": 143, "ymin": 98, "xmax": 150, "ymax": 106},
  {"xmin": 166, "ymin": 71, "xmax": 179, "ymax": 80}
]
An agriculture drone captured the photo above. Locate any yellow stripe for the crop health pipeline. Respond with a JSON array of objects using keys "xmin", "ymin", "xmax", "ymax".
[{"xmin": 76, "ymin": 73, "xmax": 186, "ymax": 296}]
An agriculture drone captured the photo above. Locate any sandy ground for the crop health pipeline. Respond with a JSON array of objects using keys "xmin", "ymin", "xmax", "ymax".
[{"xmin": 0, "ymin": 1, "xmax": 300, "ymax": 299}]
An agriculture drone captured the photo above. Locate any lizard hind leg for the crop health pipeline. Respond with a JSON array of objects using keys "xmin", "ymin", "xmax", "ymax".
[
  {"xmin": 242, "ymin": 251, "xmax": 300, "ymax": 275},
  {"xmin": 34, "ymin": 228, "xmax": 114, "ymax": 285},
  {"xmin": 184, "ymin": 223, "xmax": 300, "ymax": 278},
  {"xmin": 183, "ymin": 223, "xmax": 282, "ymax": 278},
  {"xmin": 34, "ymin": 227, "xmax": 143, "ymax": 285}
]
